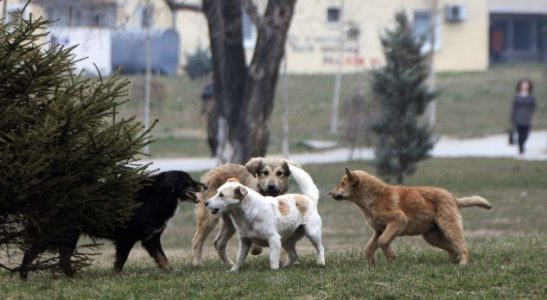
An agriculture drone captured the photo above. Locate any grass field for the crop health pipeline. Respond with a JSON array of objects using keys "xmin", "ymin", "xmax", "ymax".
[
  {"xmin": 118, "ymin": 64, "xmax": 547, "ymax": 157},
  {"xmin": 2, "ymin": 158, "xmax": 546, "ymax": 298}
]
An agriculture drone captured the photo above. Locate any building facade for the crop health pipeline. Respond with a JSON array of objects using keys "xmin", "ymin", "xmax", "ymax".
[
  {"xmin": 171, "ymin": 0, "xmax": 490, "ymax": 73},
  {"xmin": 2, "ymin": 0, "xmax": 545, "ymax": 74}
]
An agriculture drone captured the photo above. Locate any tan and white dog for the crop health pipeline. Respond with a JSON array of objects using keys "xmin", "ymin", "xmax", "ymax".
[
  {"xmin": 205, "ymin": 164, "xmax": 325, "ymax": 271},
  {"xmin": 192, "ymin": 157, "xmax": 292, "ymax": 266}
]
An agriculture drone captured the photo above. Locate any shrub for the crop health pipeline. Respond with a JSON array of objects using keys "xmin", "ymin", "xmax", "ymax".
[
  {"xmin": 184, "ymin": 46, "xmax": 212, "ymax": 80},
  {"xmin": 0, "ymin": 11, "xmax": 154, "ymax": 274}
]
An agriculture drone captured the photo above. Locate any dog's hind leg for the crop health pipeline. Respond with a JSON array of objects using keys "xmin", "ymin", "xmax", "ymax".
[
  {"xmin": 19, "ymin": 244, "xmax": 45, "ymax": 280},
  {"xmin": 213, "ymin": 214, "xmax": 235, "ymax": 265},
  {"xmin": 114, "ymin": 239, "xmax": 137, "ymax": 273},
  {"xmin": 435, "ymin": 205, "xmax": 469, "ymax": 265},
  {"xmin": 282, "ymin": 228, "xmax": 304, "ymax": 267},
  {"xmin": 191, "ymin": 203, "xmax": 219, "ymax": 266},
  {"xmin": 58, "ymin": 232, "xmax": 79, "ymax": 277},
  {"xmin": 303, "ymin": 223, "xmax": 325, "ymax": 266},
  {"xmin": 142, "ymin": 233, "xmax": 168, "ymax": 270},
  {"xmin": 423, "ymin": 227, "xmax": 458, "ymax": 263}
]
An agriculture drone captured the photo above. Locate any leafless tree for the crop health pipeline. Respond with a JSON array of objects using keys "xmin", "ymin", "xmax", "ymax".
[{"xmin": 166, "ymin": 0, "xmax": 297, "ymax": 163}]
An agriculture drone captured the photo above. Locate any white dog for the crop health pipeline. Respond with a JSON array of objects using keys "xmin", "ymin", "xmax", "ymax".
[{"xmin": 205, "ymin": 163, "xmax": 325, "ymax": 271}]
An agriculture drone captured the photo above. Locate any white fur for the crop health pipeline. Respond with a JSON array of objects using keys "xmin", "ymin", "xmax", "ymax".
[
  {"xmin": 205, "ymin": 165, "xmax": 325, "ymax": 271},
  {"xmin": 288, "ymin": 163, "xmax": 319, "ymax": 203}
]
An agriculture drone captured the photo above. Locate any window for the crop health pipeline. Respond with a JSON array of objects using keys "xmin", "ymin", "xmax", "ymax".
[
  {"xmin": 490, "ymin": 20, "xmax": 509, "ymax": 52},
  {"xmin": 242, "ymin": 10, "xmax": 257, "ymax": 48},
  {"xmin": 141, "ymin": 4, "xmax": 154, "ymax": 28},
  {"xmin": 413, "ymin": 11, "xmax": 441, "ymax": 52},
  {"xmin": 512, "ymin": 20, "xmax": 533, "ymax": 51},
  {"xmin": 327, "ymin": 7, "xmax": 340, "ymax": 23}
]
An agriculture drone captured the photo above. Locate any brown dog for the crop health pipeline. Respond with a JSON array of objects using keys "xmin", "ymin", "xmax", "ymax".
[
  {"xmin": 329, "ymin": 169, "xmax": 492, "ymax": 265},
  {"xmin": 192, "ymin": 157, "xmax": 292, "ymax": 265}
]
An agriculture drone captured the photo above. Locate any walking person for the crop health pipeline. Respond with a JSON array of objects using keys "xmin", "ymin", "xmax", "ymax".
[
  {"xmin": 510, "ymin": 78, "xmax": 536, "ymax": 154},
  {"xmin": 200, "ymin": 79, "xmax": 218, "ymax": 157}
]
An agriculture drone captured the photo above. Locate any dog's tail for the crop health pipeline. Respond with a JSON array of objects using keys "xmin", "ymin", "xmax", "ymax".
[
  {"xmin": 288, "ymin": 163, "xmax": 319, "ymax": 203},
  {"xmin": 456, "ymin": 195, "xmax": 492, "ymax": 209}
]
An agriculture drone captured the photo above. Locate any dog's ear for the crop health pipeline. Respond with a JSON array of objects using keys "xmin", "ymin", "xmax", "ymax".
[
  {"xmin": 282, "ymin": 161, "xmax": 291, "ymax": 176},
  {"xmin": 234, "ymin": 186, "xmax": 248, "ymax": 200},
  {"xmin": 245, "ymin": 157, "xmax": 264, "ymax": 176},
  {"xmin": 345, "ymin": 168, "xmax": 357, "ymax": 184}
]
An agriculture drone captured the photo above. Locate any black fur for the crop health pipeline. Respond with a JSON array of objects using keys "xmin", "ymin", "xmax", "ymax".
[{"xmin": 19, "ymin": 170, "xmax": 206, "ymax": 279}]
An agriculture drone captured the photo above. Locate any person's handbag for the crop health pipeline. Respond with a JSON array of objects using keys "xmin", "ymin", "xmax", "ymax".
[{"xmin": 508, "ymin": 128, "xmax": 516, "ymax": 145}]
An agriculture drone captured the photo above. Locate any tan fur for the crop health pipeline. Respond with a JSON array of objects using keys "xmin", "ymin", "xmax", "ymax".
[
  {"xmin": 456, "ymin": 196, "xmax": 492, "ymax": 209},
  {"xmin": 329, "ymin": 169, "xmax": 492, "ymax": 266},
  {"xmin": 192, "ymin": 158, "xmax": 291, "ymax": 265},
  {"xmin": 277, "ymin": 198, "xmax": 290, "ymax": 216},
  {"xmin": 227, "ymin": 177, "xmax": 240, "ymax": 183},
  {"xmin": 294, "ymin": 195, "xmax": 309, "ymax": 214}
]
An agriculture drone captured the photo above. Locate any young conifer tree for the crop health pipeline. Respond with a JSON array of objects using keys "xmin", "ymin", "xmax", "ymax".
[
  {"xmin": 0, "ymin": 11, "xmax": 154, "ymax": 273},
  {"xmin": 371, "ymin": 11, "xmax": 437, "ymax": 184}
]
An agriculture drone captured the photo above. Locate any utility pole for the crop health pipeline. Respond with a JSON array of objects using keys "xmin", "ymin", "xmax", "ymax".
[
  {"xmin": 329, "ymin": 0, "xmax": 345, "ymax": 134},
  {"xmin": 281, "ymin": 50, "xmax": 290, "ymax": 158},
  {"xmin": 2, "ymin": 0, "xmax": 8, "ymax": 23},
  {"xmin": 143, "ymin": 0, "xmax": 152, "ymax": 154},
  {"xmin": 427, "ymin": 0, "xmax": 439, "ymax": 127}
]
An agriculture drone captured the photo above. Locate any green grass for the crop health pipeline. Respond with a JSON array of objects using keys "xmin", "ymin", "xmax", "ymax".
[
  {"xmin": 1, "ymin": 237, "xmax": 546, "ymax": 299},
  {"xmin": 119, "ymin": 65, "xmax": 547, "ymax": 157},
  {"xmin": 2, "ymin": 158, "xmax": 546, "ymax": 298}
]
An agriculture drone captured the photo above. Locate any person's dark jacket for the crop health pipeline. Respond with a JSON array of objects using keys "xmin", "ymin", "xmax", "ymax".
[{"xmin": 511, "ymin": 94, "xmax": 536, "ymax": 126}]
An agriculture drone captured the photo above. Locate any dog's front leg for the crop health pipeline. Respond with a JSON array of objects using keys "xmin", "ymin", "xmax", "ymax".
[
  {"xmin": 230, "ymin": 237, "xmax": 251, "ymax": 272},
  {"xmin": 377, "ymin": 219, "xmax": 406, "ymax": 261},
  {"xmin": 365, "ymin": 230, "xmax": 380, "ymax": 265},
  {"xmin": 268, "ymin": 235, "xmax": 282, "ymax": 270},
  {"xmin": 214, "ymin": 214, "xmax": 236, "ymax": 265}
]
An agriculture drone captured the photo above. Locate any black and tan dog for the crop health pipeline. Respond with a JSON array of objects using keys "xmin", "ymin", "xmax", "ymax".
[
  {"xmin": 19, "ymin": 170, "xmax": 206, "ymax": 279},
  {"xmin": 191, "ymin": 157, "xmax": 292, "ymax": 265}
]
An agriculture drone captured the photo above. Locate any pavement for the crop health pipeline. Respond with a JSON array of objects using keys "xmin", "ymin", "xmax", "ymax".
[{"xmin": 142, "ymin": 130, "xmax": 547, "ymax": 172}]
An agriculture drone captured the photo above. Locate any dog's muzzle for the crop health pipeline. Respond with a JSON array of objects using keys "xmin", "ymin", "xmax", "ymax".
[
  {"xmin": 204, "ymin": 201, "xmax": 220, "ymax": 215},
  {"xmin": 184, "ymin": 191, "xmax": 200, "ymax": 203},
  {"xmin": 261, "ymin": 185, "xmax": 280, "ymax": 196},
  {"xmin": 329, "ymin": 191, "xmax": 344, "ymax": 201}
]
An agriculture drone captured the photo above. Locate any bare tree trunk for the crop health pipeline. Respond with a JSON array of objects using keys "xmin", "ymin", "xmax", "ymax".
[
  {"xmin": 202, "ymin": 0, "xmax": 296, "ymax": 164},
  {"xmin": 202, "ymin": 0, "xmax": 247, "ymax": 163}
]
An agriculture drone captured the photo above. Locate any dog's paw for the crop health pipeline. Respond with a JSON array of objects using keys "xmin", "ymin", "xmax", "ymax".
[
  {"xmin": 192, "ymin": 261, "xmax": 204, "ymax": 267},
  {"xmin": 229, "ymin": 266, "xmax": 240, "ymax": 272}
]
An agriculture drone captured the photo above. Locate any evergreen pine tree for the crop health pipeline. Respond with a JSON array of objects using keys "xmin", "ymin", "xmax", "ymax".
[
  {"xmin": 0, "ymin": 11, "xmax": 154, "ymax": 273},
  {"xmin": 371, "ymin": 11, "xmax": 437, "ymax": 184}
]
